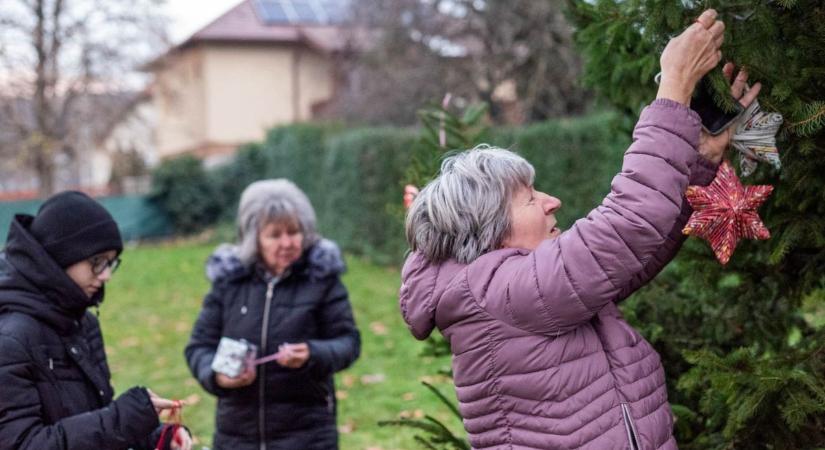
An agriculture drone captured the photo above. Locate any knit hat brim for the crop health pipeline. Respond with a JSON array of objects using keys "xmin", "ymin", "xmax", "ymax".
[{"xmin": 42, "ymin": 219, "xmax": 123, "ymax": 268}]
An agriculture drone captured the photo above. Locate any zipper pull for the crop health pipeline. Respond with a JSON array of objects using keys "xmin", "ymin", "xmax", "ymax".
[{"xmin": 49, "ymin": 358, "xmax": 54, "ymax": 370}]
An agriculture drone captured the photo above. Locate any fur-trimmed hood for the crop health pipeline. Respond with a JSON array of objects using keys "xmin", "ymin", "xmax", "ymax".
[{"xmin": 205, "ymin": 238, "xmax": 346, "ymax": 283}]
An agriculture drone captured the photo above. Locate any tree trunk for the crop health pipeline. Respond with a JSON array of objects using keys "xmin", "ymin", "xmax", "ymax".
[{"xmin": 32, "ymin": 140, "xmax": 56, "ymax": 196}]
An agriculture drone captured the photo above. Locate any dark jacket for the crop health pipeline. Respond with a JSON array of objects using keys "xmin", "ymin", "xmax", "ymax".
[
  {"xmin": 0, "ymin": 215, "xmax": 164, "ymax": 450},
  {"xmin": 185, "ymin": 240, "xmax": 360, "ymax": 450}
]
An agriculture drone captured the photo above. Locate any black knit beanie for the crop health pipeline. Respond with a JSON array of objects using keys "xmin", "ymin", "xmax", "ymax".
[{"xmin": 30, "ymin": 191, "xmax": 123, "ymax": 268}]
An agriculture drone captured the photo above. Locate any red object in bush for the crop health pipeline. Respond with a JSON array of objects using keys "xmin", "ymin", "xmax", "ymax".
[
  {"xmin": 403, "ymin": 185, "xmax": 419, "ymax": 209},
  {"xmin": 682, "ymin": 160, "xmax": 773, "ymax": 265}
]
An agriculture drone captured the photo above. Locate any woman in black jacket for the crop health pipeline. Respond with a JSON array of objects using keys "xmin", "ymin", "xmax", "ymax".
[
  {"xmin": 185, "ymin": 179, "xmax": 361, "ymax": 450},
  {"xmin": 0, "ymin": 191, "xmax": 191, "ymax": 450}
]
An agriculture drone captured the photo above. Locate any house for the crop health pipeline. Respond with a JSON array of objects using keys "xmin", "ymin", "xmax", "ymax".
[
  {"xmin": 148, "ymin": 0, "xmax": 352, "ymax": 166},
  {"xmin": 92, "ymin": 91, "xmax": 157, "ymax": 195}
]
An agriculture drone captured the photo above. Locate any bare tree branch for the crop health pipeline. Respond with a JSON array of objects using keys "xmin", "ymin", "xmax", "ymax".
[
  {"xmin": 331, "ymin": 0, "xmax": 588, "ymax": 124},
  {"xmin": 0, "ymin": 0, "xmax": 167, "ymax": 194}
]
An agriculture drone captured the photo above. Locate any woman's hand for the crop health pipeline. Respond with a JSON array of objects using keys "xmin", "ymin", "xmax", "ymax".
[
  {"xmin": 147, "ymin": 391, "xmax": 191, "ymax": 449},
  {"xmin": 697, "ymin": 63, "xmax": 762, "ymax": 164},
  {"xmin": 147, "ymin": 389, "xmax": 185, "ymax": 415},
  {"xmin": 170, "ymin": 427, "xmax": 192, "ymax": 450},
  {"xmin": 215, "ymin": 367, "xmax": 257, "ymax": 389},
  {"xmin": 657, "ymin": 9, "xmax": 725, "ymax": 105},
  {"xmin": 276, "ymin": 343, "xmax": 310, "ymax": 369}
]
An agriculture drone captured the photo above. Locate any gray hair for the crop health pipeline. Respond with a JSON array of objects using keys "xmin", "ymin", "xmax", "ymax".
[
  {"xmin": 405, "ymin": 145, "xmax": 535, "ymax": 264},
  {"xmin": 236, "ymin": 179, "xmax": 320, "ymax": 266}
]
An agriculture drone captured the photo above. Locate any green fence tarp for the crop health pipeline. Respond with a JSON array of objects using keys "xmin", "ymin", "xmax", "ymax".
[{"xmin": 0, "ymin": 195, "xmax": 173, "ymax": 245}]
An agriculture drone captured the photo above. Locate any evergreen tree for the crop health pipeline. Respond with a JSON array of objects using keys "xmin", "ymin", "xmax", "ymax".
[
  {"xmin": 568, "ymin": 1, "xmax": 825, "ymax": 448},
  {"xmin": 379, "ymin": 100, "xmax": 485, "ymax": 448}
]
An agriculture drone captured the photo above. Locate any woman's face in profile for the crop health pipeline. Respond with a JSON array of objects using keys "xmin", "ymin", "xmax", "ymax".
[
  {"xmin": 501, "ymin": 185, "xmax": 562, "ymax": 250},
  {"xmin": 65, "ymin": 249, "xmax": 119, "ymax": 298},
  {"xmin": 258, "ymin": 218, "xmax": 304, "ymax": 275}
]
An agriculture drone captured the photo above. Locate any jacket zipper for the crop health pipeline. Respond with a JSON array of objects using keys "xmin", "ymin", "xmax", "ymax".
[
  {"xmin": 620, "ymin": 402, "xmax": 641, "ymax": 450},
  {"xmin": 259, "ymin": 278, "xmax": 278, "ymax": 450}
]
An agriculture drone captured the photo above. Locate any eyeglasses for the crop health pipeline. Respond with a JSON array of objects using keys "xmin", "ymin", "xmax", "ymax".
[{"xmin": 89, "ymin": 255, "xmax": 121, "ymax": 276}]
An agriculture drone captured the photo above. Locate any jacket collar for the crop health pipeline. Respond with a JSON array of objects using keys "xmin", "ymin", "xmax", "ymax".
[{"xmin": 206, "ymin": 238, "xmax": 346, "ymax": 284}]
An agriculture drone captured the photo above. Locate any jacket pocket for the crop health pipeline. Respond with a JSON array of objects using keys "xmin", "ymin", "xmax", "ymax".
[{"xmin": 621, "ymin": 403, "xmax": 641, "ymax": 450}]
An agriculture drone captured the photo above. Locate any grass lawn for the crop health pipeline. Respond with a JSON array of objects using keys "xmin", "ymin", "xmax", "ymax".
[{"xmin": 102, "ymin": 241, "xmax": 461, "ymax": 450}]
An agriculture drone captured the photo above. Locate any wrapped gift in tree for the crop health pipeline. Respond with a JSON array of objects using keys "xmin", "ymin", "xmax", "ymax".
[{"xmin": 731, "ymin": 99, "xmax": 783, "ymax": 176}]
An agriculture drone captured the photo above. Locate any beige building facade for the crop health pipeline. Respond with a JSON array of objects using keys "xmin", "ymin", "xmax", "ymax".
[{"xmin": 150, "ymin": 0, "xmax": 347, "ymax": 164}]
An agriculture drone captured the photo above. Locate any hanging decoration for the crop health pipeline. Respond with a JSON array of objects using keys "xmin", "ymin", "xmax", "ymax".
[{"xmin": 683, "ymin": 160, "xmax": 773, "ymax": 264}]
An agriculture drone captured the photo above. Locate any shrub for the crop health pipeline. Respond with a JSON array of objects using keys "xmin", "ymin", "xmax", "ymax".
[
  {"xmin": 149, "ymin": 156, "xmax": 221, "ymax": 234},
  {"xmin": 320, "ymin": 127, "xmax": 421, "ymax": 264}
]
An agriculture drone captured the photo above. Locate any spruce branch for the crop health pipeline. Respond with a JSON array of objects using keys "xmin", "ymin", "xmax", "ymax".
[{"xmin": 786, "ymin": 101, "xmax": 825, "ymax": 137}]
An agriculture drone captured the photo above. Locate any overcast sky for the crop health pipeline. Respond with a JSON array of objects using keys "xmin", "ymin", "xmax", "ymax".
[{"xmin": 164, "ymin": 0, "xmax": 243, "ymax": 43}]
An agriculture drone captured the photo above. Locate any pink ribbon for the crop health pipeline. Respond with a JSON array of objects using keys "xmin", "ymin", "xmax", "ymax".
[{"xmin": 250, "ymin": 351, "xmax": 283, "ymax": 366}]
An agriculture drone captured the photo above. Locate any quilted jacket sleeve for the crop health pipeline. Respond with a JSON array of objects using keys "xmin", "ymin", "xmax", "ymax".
[
  {"xmin": 479, "ymin": 99, "xmax": 710, "ymax": 335},
  {"xmin": 305, "ymin": 277, "xmax": 361, "ymax": 378},
  {"xmin": 184, "ymin": 285, "xmax": 229, "ymax": 397},
  {"xmin": 0, "ymin": 334, "xmax": 159, "ymax": 450},
  {"xmin": 613, "ymin": 154, "xmax": 719, "ymax": 303}
]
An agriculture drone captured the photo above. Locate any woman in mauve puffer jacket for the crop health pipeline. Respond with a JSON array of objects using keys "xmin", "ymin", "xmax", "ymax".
[{"xmin": 400, "ymin": 10, "xmax": 762, "ymax": 450}]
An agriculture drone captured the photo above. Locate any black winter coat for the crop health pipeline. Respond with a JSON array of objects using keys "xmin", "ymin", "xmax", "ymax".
[
  {"xmin": 185, "ymin": 240, "xmax": 360, "ymax": 450},
  {"xmin": 0, "ymin": 215, "xmax": 165, "ymax": 450}
]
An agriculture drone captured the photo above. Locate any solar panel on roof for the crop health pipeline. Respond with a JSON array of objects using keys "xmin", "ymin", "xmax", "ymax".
[
  {"xmin": 307, "ymin": 0, "xmax": 329, "ymax": 22},
  {"xmin": 320, "ymin": 0, "xmax": 350, "ymax": 22},
  {"xmin": 291, "ymin": 1, "xmax": 318, "ymax": 22},
  {"xmin": 257, "ymin": 0, "xmax": 291, "ymax": 23},
  {"xmin": 255, "ymin": 0, "xmax": 350, "ymax": 25}
]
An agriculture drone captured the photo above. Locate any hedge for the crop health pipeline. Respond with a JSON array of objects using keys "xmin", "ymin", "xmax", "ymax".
[
  {"xmin": 151, "ymin": 112, "xmax": 628, "ymax": 264},
  {"xmin": 498, "ymin": 113, "xmax": 628, "ymax": 228}
]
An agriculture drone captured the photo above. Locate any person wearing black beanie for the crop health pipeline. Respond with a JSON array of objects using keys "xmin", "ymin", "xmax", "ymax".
[
  {"xmin": 30, "ymin": 190, "xmax": 124, "ymax": 269},
  {"xmin": 0, "ymin": 191, "xmax": 192, "ymax": 450}
]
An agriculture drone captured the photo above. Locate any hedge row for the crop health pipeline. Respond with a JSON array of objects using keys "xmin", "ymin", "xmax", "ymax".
[
  {"xmin": 488, "ymin": 113, "xmax": 628, "ymax": 228},
  {"xmin": 151, "ymin": 112, "xmax": 629, "ymax": 264}
]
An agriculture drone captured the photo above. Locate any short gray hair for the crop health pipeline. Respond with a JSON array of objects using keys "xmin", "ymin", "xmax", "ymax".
[
  {"xmin": 236, "ymin": 179, "xmax": 320, "ymax": 266},
  {"xmin": 405, "ymin": 145, "xmax": 535, "ymax": 264}
]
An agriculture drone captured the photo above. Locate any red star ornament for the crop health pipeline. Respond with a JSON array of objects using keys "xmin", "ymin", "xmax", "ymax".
[{"xmin": 683, "ymin": 160, "xmax": 773, "ymax": 265}]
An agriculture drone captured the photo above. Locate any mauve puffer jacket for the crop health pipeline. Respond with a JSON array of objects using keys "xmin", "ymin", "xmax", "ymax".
[{"xmin": 400, "ymin": 99, "xmax": 719, "ymax": 450}]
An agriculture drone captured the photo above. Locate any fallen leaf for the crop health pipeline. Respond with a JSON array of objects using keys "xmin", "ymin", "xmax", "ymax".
[
  {"xmin": 418, "ymin": 375, "xmax": 449, "ymax": 384},
  {"xmin": 369, "ymin": 321, "xmax": 388, "ymax": 335},
  {"xmin": 360, "ymin": 374, "xmax": 386, "ymax": 385},
  {"xmin": 338, "ymin": 419, "xmax": 356, "ymax": 434},
  {"xmin": 119, "ymin": 337, "xmax": 140, "ymax": 348},
  {"xmin": 342, "ymin": 374, "xmax": 357, "ymax": 388},
  {"xmin": 398, "ymin": 409, "xmax": 424, "ymax": 419}
]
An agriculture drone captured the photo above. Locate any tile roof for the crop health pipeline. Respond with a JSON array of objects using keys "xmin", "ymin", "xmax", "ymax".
[
  {"xmin": 145, "ymin": 0, "xmax": 356, "ymax": 70},
  {"xmin": 187, "ymin": 0, "xmax": 303, "ymax": 44},
  {"xmin": 181, "ymin": 0, "xmax": 348, "ymax": 51}
]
